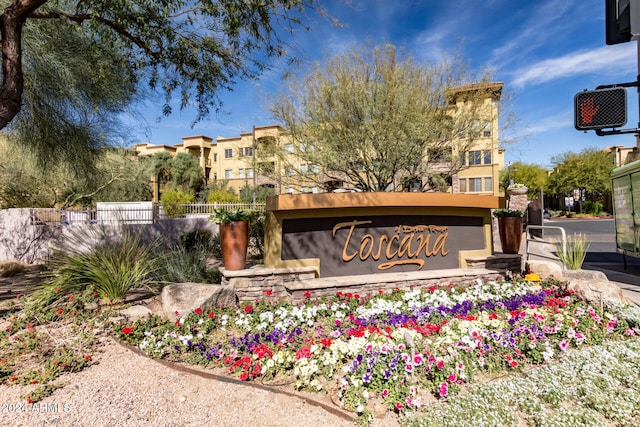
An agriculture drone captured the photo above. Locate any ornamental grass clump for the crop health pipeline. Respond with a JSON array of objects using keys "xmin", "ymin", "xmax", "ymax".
[
  {"xmin": 29, "ymin": 225, "xmax": 162, "ymax": 307},
  {"xmin": 556, "ymin": 233, "xmax": 590, "ymax": 270}
]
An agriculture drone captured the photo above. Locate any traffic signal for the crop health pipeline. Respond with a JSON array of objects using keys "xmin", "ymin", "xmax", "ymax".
[
  {"xmin": 606, "ymin": 0, "xmax": 640, "ymax": 45},
  {"xmin": 574, "ymin": 87, "xmax": 627, "ymax": 130}
]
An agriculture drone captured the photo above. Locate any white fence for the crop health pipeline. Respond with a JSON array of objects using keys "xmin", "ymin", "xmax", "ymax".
[{"xmin": 30, "ymin": 202, "xmax": 266, "ymax": 226}]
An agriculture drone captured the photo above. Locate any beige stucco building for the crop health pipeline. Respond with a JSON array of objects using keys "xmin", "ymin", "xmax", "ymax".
[{"xmin": 135, "ymin": 82, "xmax": 506, "ymax": 200}]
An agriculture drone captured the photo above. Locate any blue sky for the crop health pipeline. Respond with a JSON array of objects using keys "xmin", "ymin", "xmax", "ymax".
[{"xmin": 127, "ymin": 0, "xmax": 639, "ymax": 168}]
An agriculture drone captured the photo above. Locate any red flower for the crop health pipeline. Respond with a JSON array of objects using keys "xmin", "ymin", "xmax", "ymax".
[
  {"xmin": 208, "ymin": 311, "xmax": 215, "ymax": 319},
  {"xmin": 304, "ymin": 290, "xmax": 311, "ymax": 298},
  {"xmin": 122, "ymin": 327, "xmax": 134, "ymax": 335},
  {"xmin": 68, "ymin": 294, "xmax": 74, "ymax": 302},
  {"xmin": 378, "ymin": 289, "xmax": 384, "ymax": 295},
  {"xmin": 265, "ymin": 289, "xmax": 273, "ymax": 297},
  {"xmin": 194, "ymin": 307, "xmax": 203, "ymax": 315},
  {"xmin": 239, "ymin": 372, "xmax": 249, "ymax": 381},
  {"xmin": 244, "ymin": 304, "xmax": 254, "ymax": 314},
  {"xmin": 84, "ymin": 355, "xmax": 92, "ymax": 361},
  {"xmin": 56, "ymin": 308, "xmax": 63, "ymax": 316},
  {"xmin": 295, "ymin": 346, "xmax": 313, "ymax": 360}
]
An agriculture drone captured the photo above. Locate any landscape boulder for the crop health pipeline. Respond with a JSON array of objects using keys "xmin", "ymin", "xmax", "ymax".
[
  {"xmin": 161, "ymin": 283, "xmax": 237, "ymax": 321},
  {"xmin": 563, "ymin": 269, "xmax": 628, "ymax": 307}
]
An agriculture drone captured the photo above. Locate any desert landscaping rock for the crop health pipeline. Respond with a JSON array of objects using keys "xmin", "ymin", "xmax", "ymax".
[
  {"xmin": 564, "ymin": 269, "xmax": 628, "ymax": 307},
  {"xmin": 161, "ymin": 283, "xmax": 237, "ymax": 320}
]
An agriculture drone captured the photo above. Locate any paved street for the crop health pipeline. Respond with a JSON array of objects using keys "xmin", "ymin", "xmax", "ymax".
[{"xmin": 525, "ymin": 218, "xmax": 640, "ymax": 305}]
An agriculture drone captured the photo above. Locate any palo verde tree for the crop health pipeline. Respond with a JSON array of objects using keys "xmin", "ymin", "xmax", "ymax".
[
  {"xmin": 547, "ymin": 148, "xmax": 615, "ymax": 207},
  {"xmin": 500, "ymin": 161, "xmax": 549, "ymax": 199},
  {"xmin": 0, "ymin": 0, "xmax": 330, "ymax": 169},
  {"xmin": 268, "ymin": 43, "xmax": 508, "ymax": 192}
]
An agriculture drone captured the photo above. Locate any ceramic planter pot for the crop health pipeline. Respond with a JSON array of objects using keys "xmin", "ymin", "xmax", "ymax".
[
  {"xmin": 220, "ymin": 220, "xmax": 249, "ymax": 270},
  {"xmin": 498, "ymin": 216, "xmax": 523, "ymax": 254}
]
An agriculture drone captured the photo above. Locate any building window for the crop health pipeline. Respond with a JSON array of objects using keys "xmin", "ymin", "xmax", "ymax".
[
  {"xmin": 459, "ymin": 178, "xmax": 467, "ymax": 192},
  {"xmin": 482, "ymin": 121, "xmax": 492, "ymax": 137},
  {"xmin": 246, "ymin": 168, "xmax": 254, "ymax": 178},
  {"xmin": 224, "ymin": 169, "xmax": 233, "ymax": 179},
  {"xmin": 244, "ymin": 147, "xmax": 253, "ymax": 157},
  {"xmin": 469, "ymin": 178, "xmax": 482, "ymax": 192},
  {"xmin": 309, "ymin": 164, "xmax": 318, "ymax": 174},
  {"xmin": 483, "ymin": 150, "xmax": 492, "ymax": 165},
  {"xmin": 238, "ymin": 169, "xmax": 246, "ymax": 179},
  {"xmin": 284, "ymin": 143, "xmax": 294, "ymax": 153},
  {"xmin": 310, "ymin": 187, "xmax": 319, "ymax": 194},
  {"xmin": 468, "ymin": 151, "xmax": 482, "ymax": 166},
  {"xmin": 224, "ymin": 149, "xmax": 233, "ymax": 159},
  {"xmin": 284, "ymin": 166, "xmax": 294, "ymax": 176},
  {"xmin": 300, "ymin": 163, "xmax": 308, "ymax": 174},
  {"xmin": 284, "ymin": 187, "xmax": 294, "ymax": 194},
  {"xmin": 484, "ymin": 177, "xmax": 493, "ymax": 192},
  {"xmin": 213, "ymin": 153, "xmax": 217, "ymax": 162}
]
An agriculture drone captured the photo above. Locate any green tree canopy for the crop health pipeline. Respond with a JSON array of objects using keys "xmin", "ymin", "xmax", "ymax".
[
  {"xmin": 268, "ymin": 43, "xmax": 508, "ymax": 192},
  {"xmin": 149, "ymin": 151, "xmax": 204, "ymax": 196},
  {"xmin": 501, "ymin": 161, "xmax": 549, "ymax": 199},
  {"xmin": 0, "ymin": 142, "xmax": 152, "ymax": 208},
  {"xmin": 547, "ymin": 148, "xmax": 615, "ymax": 204},
  {"xmin": 0, "ymin": 0, "xmax": 328, "ymax": 168}
]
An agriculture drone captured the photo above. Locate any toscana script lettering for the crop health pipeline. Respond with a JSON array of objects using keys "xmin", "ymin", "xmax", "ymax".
[{"xmin": 331, "ymin": 220, "xmax": 449, "ymax": 270}]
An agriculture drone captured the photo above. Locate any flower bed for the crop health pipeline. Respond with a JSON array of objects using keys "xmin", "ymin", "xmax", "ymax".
[{"xmin": 115, "ymin": 278, "xmax": 640, "ymax": 426}]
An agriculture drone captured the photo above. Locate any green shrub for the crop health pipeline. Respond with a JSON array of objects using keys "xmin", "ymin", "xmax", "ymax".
[
  {"xmin": 582, "ymin": 201, "xmax": 603, "ymax": 216},
  {"xmin": 162, "ymin": 231, "xmax": 222, "ymax": 284},
  {"xmin": 249, "ymin": 213, "xmax": 266, "ymax": 259},
  {"xmin": 161, "ymin": 189, "xmax": 195, "ymax": 218},
  {"xmin": 207, "ymin": 190, "xmax": 240, "ymax": 203}
]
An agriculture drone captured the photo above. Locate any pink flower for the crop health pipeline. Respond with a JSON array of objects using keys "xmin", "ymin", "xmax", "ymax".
[
  {"xmin": 438, "ymin": 381, "xmax": 448, "ymax": 397},
  {"xmin": 381, "ymin": 389, "xmax": 389, "ymax": 398},
  {"xmin": 405, "ymin": 363, "xmax": 414, "ymax": 373},
  {"xmin": 447, "ymin": 374, "xmax": 457, "ymax": 382},
  {"xmin": 413, "ymin": 353, "xmax": 423, "ymax": 366},
  {"xmin": 559, "ymin": 340, "xmax": 568, "ymax": 351},
  {"xmin": 395, "ymin": 402, "xmax": 404, "ymax": 410}
]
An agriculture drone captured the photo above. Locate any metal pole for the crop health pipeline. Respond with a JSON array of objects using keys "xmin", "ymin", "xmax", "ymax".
[{"xmin": 252, "ymin": 126, "xmax": 257, "ymax": 208}]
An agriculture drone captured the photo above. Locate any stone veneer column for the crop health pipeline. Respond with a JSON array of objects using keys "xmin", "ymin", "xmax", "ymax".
[{"xmin": 506, "ymin": 186, "xmax": 529, "ymax": 213}]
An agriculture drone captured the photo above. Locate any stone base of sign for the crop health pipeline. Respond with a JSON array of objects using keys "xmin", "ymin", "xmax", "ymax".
[{"xmin": 222, "ymin": 254, "xmax": 523, "ymax": 303}]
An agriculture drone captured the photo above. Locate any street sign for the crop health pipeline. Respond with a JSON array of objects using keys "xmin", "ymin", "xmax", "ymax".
[{"xmin": 574, "ymin": 87, "xmax": 627, "ymax": 130}]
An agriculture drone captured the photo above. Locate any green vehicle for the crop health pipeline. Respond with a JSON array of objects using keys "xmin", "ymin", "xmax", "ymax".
[{"xmin": 611, "ymin": 159, "xmax": 640, "ymax": 262}]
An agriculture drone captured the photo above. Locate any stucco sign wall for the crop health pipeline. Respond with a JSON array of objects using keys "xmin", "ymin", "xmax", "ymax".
[{"xmin": 264, "ymin": 193, "xmax": 499, "ymax": 278}]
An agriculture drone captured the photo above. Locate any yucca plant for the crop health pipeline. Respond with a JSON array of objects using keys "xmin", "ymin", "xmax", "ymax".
[
  {"xmin": 29, "ymin": 225, "xmax": 163, "ymax": 308},
  {"xmin": 556, "ymin": 233, "xmax": 590, "ymax": 270}
]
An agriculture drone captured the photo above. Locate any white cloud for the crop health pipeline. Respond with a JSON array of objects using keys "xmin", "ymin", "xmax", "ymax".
[{"xmin": 510, "ymin": 44, "xmax": 637, "ymax": 87}]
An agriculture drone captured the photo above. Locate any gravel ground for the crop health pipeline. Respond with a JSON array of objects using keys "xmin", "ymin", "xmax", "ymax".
[{"xmin": 0, "ymin": 336, "xmax": 372, "ymax": 427}]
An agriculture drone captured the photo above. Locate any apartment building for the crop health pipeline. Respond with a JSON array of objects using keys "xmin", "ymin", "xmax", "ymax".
[{"xmin": 135, "ymin": 82, "xmax": 505, "ymax": 199}]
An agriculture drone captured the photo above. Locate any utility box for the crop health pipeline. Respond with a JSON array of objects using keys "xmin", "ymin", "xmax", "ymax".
[{"xmin": 611, "ymin": 159, "xmax": 640, "ymax": 257}]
